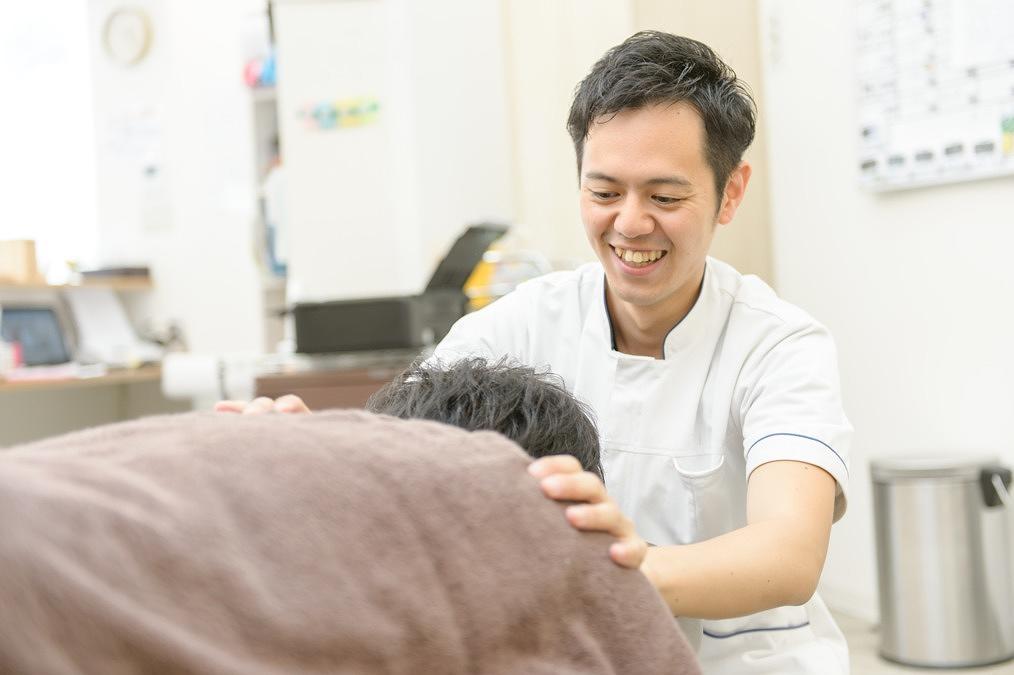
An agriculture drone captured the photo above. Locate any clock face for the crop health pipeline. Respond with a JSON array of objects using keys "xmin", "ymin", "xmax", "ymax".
[{"xmin": 102, "ymin": 8, "xmax": 153, "ymax": 66}]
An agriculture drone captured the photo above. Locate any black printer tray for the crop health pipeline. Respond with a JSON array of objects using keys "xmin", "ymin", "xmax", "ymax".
[
  {"xmin": 291, "ymin": 224, "xmax": 506, "ymax": 354},
  {"xmin": 293, "ymin": 290, "xmax": 465, "ymax": 354}
]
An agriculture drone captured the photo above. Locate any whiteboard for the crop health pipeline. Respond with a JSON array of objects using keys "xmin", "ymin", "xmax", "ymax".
[{"xmin": 856, "ymin": 0, "xmax": 1014, "ymax": 191}]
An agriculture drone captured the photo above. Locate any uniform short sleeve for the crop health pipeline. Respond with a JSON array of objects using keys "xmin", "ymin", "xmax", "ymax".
[
  {"xmin": 430, "ymin": 283, "xmax": 533, "ymax": 365},
  {"xmin": 738, "ymin": 323, "xmax": 852, "ymax": 522}
]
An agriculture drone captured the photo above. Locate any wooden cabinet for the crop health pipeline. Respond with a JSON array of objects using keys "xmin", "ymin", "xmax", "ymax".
[{"xmin": 255, "ymin": 360, "xmax": 414, "ymax": 410}]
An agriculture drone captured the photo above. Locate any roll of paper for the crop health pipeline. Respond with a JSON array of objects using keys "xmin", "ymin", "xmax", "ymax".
[
  {"xmin": 161, "ymin": 353, "xmax": 222, "ymax": 400},
  {"xmin": 162, "ymin": 352, "xmax": 264, "ymax": 401}
]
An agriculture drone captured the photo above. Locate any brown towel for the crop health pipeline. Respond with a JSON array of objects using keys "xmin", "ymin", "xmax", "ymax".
[{"xmin": 0, "ymin": 410, "xmax": 698, "ymax": 674}]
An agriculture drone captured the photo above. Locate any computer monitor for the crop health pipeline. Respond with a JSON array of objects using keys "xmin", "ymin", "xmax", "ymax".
[{"xmin": 0, "ymin": 306, "xmax": 72, "ymax": 366}]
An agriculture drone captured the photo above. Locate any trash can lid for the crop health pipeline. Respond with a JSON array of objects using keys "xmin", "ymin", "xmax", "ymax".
[{"xmin": 870, "ymin": 455, "xmax": 999, "ymax": 481}]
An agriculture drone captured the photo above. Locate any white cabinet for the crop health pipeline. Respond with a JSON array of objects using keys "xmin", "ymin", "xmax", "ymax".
[{"xmin": 272, "ymin": 0, "xmax": 515, "ymax": 303}]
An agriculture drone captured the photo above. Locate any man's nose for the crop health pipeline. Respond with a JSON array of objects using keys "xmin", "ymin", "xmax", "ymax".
[{"xmin": 613, "ymin": 198, "xmax": 655, "ymax": 239}]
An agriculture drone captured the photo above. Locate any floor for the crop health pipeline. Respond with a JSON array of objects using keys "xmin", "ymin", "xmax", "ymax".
[{"xmin": 834, "ymin": 612, "xmax": 1014, "ymax": 674}]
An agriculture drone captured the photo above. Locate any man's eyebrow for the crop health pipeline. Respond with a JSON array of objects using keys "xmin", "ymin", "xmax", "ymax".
[
  {"xmin": 583, "ymin": 171, "xmax": 619, "ymax": 183},
  {"xmin": 583, "ymin": 171, "xmax": 692, "ymax": 188},
  {"xmin": 644, "ymin": 175, "xmax": 693, "ymax": 188}
]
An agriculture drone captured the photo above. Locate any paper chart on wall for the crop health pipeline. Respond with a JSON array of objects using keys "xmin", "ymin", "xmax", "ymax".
[{"xmin": 856, "ymin": 0, "xmax": 1014, "ymax": 191}]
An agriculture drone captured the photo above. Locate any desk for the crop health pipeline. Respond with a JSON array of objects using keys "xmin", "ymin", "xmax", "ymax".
[
  {"xmin": 0, "ymin": 366, "xmax": 162, "ymax": 393},
  {"xmin": 0, "ymin": 366, "xmax": 190, "ymax": 448}
]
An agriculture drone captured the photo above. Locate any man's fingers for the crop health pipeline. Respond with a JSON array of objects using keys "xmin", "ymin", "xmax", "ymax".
[
  {"xmin": 527, "ymin": 454, "xmax": 583, "ymax": 478},
  {"xmin": 609, "ymin": 539, "xmax": 648, "ymax": 570},
  {"xmin": 530, "ymin": 457, "xmax": 648, "ymax": 571},
  {"xmin": 215, "ymin": 395, "xmax": 311, "ymax": 415},
  {"xmin": 273, "ymin": 395, "xmax": 311, "ymax": 414},
  {"xmin": 539, "ymin": 471, "xmax": 608, "ymax": 503},
  {"xmin": 242, "ymin": 397, "xmax": 276, "ymax": 415},
  {"xmin": 565, "ymin": 501, "xmax": 648, "ymax": 570},
  {"xmin": 565, "ymin": 501, "xmax": 631, "ymax": 536}
]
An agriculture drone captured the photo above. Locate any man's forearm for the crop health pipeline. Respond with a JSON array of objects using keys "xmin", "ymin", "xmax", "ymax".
[{"xmin": 642, "ymin": 519, "xmax": 825, "ymax": 620}]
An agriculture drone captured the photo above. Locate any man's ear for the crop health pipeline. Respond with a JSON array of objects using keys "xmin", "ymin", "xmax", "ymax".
[{"xmin": 717, "ymin": 161, "xmax": 752, "ymax": 226}]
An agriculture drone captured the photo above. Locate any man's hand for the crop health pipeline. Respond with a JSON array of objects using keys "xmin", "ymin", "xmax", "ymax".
[
  {"xmin": 214, "ymin": 395, "xmax": 312, "ymax": 415},
  {"xmin": 527, "ymin": 455, "xmax": 647, "ymax": 570}
]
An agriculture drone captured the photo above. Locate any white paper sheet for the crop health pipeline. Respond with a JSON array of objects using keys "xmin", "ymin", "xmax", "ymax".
[{"xmin": 63, "ymin": 288, "xmax": 162, "ymax": 367}]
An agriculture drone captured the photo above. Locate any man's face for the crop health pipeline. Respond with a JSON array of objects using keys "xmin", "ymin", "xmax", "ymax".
[{"xmin": 579, "ymin": 103, "xmax": 734, "ymax": 321}]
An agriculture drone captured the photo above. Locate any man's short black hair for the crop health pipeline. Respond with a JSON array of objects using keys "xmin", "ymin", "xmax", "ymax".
[
  {"xmin": 567, "ymin": 30, "xmax": 757, "ymax": 199},
  {"xmin": 366, "ymin": 358, "xmax": 603, "ymax": 480}
]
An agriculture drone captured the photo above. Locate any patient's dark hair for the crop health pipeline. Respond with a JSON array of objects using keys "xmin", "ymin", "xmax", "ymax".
[{"xmin": 366, "ymin": 358, "xmax": 603, "ymax": 480}]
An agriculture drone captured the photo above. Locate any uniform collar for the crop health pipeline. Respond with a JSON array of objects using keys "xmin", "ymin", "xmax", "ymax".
[{"xmin": 593, "ymin": 258, "xmax": 714, "ymax": 360}]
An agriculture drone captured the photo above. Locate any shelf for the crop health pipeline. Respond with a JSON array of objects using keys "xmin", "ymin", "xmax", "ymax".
[
  {"xmin": 0, "ymin": 365, "xmax": 161, "ymax": 393},
  {"xmin": 0, "ymin": 277, "xmax": 153, "ymax": 292}
]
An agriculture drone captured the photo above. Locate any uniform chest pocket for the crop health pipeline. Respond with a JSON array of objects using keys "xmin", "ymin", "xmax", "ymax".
[
  {"xmin": 601, "ymin": 446, "xmax": 740, "ymax": 546},
  {"xmin": 670, "ymin": 452, "xmax": 736, "ymax": 543}
]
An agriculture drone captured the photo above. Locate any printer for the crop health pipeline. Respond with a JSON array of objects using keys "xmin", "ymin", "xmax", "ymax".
[{"xmin": 292, "ymin": 224, "xmax": 508, "ymax": 354}]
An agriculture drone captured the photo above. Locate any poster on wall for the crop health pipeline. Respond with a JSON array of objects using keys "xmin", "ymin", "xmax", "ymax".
[{"xmin": 856, "ymin": 0, "xmax": 1014, "ymax": 191}]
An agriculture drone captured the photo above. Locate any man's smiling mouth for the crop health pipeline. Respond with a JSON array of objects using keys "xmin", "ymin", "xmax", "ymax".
[{"xmin": 611, "ymin": 246, "xmax": 668, "ymax": 266}]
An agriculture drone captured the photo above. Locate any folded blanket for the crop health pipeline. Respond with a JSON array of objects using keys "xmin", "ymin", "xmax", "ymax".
[{"xmin": 0, "ymin": 410, "xmax": 698, "ymax": 674}]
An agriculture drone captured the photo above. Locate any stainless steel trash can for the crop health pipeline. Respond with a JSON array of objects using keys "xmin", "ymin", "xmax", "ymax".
[{"xmin": 871, "ymin": 457, "xmax": 1014, "ymax": 668}]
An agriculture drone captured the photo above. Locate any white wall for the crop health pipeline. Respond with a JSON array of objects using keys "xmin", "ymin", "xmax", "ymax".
[
  {"xmin": 760, "ymin": 0, "xmax": 1014, "ymax": 621},
  {"xmin": 501, "ymin": 0, "xmax": 634, "ymax": 268},
  {"xmin": 633, "ymin": 0, "xmax": 774, "ymax": 284},
  {"xmin": 1, "ymin": 0, "xmax": 98, "ymax": 272},
  {"xmin": 88, "ymin": 0, "xmax": 268, "ymax": 353}
]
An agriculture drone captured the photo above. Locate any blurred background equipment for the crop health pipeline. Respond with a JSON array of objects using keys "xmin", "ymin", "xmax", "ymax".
[
  {"xmin": 463, "ymin": 230, "xmax": 553, "ymax": 312},
  {"xmin": 64, "ymin": 288, "xmax": 163, "ymax": 368},
  {"xmin": 292, "ymin": 223, "xmax": 507, "ymax": 354},
  {"xmin": 0, "ymin": 305, "xmax": 71, "ymax": 366}
]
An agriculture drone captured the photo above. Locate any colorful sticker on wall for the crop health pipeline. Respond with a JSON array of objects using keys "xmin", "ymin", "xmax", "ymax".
[
  {"xmin": 298, "ymin": 97, "xmax": 381, "ymax": 131},
  {"xmin": 1002, "ymin": 115, "xmax": 1014, "ymax": 156}
]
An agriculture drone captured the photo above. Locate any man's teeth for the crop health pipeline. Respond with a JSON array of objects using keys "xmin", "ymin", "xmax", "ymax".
[{"xmin": 613, "ymin": 247, "xmax": 665, "ymax": 263}]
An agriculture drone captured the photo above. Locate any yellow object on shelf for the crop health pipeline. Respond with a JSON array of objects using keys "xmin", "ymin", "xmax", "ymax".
[
  {"xmin": 462, "ymin": 242, "xmax": 553, "ymax": 313},
  {"xmin": 0, "ymin": 240, "xmax": 42, "ymax": 285},
  {"xmin": 463, "ymin": 258, "xmax": 497, "ymax": 312}
]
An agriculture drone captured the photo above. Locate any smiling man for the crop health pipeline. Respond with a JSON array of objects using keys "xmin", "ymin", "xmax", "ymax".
[
  {"xmin": 578, "ymin": 101, "xmax": 749, "ymax": 358},
  {"xmin": 219, "ymin": 30, "xmax": 853, "ymax": 675},
  {"xmin": 429, "ymin": 32, "xmax": 853, "ymax": 675}
]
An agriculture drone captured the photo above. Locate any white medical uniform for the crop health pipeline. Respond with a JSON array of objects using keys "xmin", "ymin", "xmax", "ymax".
[{"xmin": 433, "ymin": 257, "xmax": 852, "ymax": 675}]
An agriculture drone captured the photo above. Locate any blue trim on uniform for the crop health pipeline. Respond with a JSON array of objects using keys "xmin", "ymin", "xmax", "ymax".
[
  {"xmin": 746, "ymin": 432, "xmax": 849, "ymax": 476},
  {"xmin": 703, "ymin": 621, "xmax": 811, "ymax": 639},
  {"xmin": 601, "ymin": 279, "xmax": 618, "ymax": 351}
]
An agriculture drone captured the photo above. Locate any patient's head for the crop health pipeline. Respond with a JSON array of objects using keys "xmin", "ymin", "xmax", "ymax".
[{"xmin": 366, "ymin": 358, "xmax": 603, "ymax": 479}]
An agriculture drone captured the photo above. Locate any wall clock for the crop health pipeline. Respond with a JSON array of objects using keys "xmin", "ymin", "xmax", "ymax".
[{"xmin": 102, "ymin": 7, "xmax": 153, "ymax": 66}]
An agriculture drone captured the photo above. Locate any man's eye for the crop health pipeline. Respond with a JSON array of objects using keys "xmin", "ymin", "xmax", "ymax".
[
  {"xmin": 591, "ymin": 191, "xmax": 617, "ymax": 200},
  {"xmin": 653, "ymin": 195, "xmax": 682, "ymax": 205}
]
